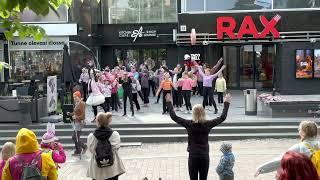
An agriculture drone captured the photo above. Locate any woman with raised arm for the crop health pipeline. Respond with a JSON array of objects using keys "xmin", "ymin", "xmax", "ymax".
[
  {"xmin": 196, "ymin": 60, "xmax": 226, "ymax": 114},
  {"xmin": 165, "ymin": 93, "xmax": 231, "ymax": 180}
]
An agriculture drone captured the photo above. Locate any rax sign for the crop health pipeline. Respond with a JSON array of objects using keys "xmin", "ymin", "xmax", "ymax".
[{"xmin": 217, "ymin": 14, "xmax": 281, "ymax": 40}]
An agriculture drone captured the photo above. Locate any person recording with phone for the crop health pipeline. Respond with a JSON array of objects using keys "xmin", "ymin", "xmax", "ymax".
[{"xmin": 67, "ymin": 91, "xmax": 88, "ymax": 156}]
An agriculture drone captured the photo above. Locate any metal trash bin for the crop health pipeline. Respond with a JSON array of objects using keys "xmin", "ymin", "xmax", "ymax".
[{"xmin": 244, "ymin": 89, "xmax": 257, "ymax": 115}]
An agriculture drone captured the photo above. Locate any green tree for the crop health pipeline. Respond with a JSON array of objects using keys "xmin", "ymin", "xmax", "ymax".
[{"xmin": 0, "ymin": 0, "xmax": 73, "ymax": 41}]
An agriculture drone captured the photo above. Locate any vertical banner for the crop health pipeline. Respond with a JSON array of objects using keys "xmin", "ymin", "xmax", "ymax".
[{"xmin": 47, "ymin": 76, "xmax": 57, "ymax": 113}]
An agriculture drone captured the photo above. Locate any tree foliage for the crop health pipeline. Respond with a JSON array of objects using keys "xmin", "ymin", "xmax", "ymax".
[{"xmin": 0, "ymin": 0, "xmax": 73, "ymax": 41}]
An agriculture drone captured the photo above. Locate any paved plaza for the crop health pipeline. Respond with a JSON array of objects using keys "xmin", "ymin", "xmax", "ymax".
[
  {"xmin": 83, "ymin": 90, "xmax": 309, "ymax": 125},
  {"xmin": 60, "ymin": 139, "xmax": 298, "ymax": 180}
]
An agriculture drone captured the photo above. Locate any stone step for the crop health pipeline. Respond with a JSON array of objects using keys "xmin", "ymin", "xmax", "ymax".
[
  {"xmin": 0, "ymin": 126, "xmax": 300, "ymax": 137},
  {"xmin": 0, "ymin": 120, "xmax": 308, "ymax": 130},
  {"xmin": 0, "ymin": 133, "xmax": 299, "ymax": 146},
  {"xmin": 0, "ymin": 142, "xmax": 142, "ymax": 150}
]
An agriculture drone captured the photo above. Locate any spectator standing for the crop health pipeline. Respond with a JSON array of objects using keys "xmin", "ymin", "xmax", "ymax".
[
  {"xmin": 216, "ymin": 143, "xmax": 235, "ymax": 180},
  {"xmin": 87, "ymin": 112, "xmax": 126, "ymax": 180}
]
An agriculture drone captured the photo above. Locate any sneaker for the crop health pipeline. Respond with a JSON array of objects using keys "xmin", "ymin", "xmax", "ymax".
[
  {"xmin": 154, "ymin": 102, "xmax": 159, "ymax": 104},
  {"xmin": 162, "ymin": 112, "xmax": 166, "ymax": 115},
  {"xmin": 214, "ymin": 109, "xmax": 218, "ymax": 114},
  {"xmin": 205, "ymin": 107, "xmax": 209, "ymax": 110},
  {"xmin": 122, "ymin": 114, "xmax": 127, "ymax": 116},
  {"xmin": 208, "ymin": 108, "xmax": 212, "ymax": 111},
  {"xmin": 184, "ymin": 111, "xmax": 189, "ymax": 114}
]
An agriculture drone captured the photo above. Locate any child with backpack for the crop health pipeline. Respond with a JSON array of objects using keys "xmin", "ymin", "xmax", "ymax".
[
  {"xmin": 2, "ymin": 128, "xmax": 57, "ymax": 180},
  {"xmin": 216, "ymin": 143, "xmax": 235, "ymax": 180},
  {"xmin": 40, "ymin": 123, "xmax": 66, "ymax": 169},
  {"xmin": 87, "ymin": 112, "xmax": 125, "ymax": 180},
  {"xmin": 0, "ymin": 142, "xmax": 15, "ymax": 178}
]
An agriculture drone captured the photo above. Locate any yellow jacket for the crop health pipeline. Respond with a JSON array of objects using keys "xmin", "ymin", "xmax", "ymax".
[
  {"xmin": 2, "ymin": 128, "xmax": 57, "ymax": 180},
  {"xmin": 215, "ymin": 77, "xmax": 227, "ymax": 93}
]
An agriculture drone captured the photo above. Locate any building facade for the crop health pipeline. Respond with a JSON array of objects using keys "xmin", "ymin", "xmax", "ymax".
[
  {"xmin": 69, "ymin": 0, "xmax": 179, "ymax": 70},
  {"xmin": 176, "ymin": 0, "xmax": 320, "ymax": 94},
  {"xmin": 1, "ymin": 6, "xmax": 77, "ymax": 83}
]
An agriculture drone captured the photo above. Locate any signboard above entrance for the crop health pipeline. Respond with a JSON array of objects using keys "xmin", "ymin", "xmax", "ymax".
[
  {"xmin": 217, "ymin": 14, "xmax": 281, "ymax": 40},
  {"xmin": 9, "ymin": 36, "xmax": 68, "ymax": 50},
  {"xmin": 118, "ymin": 26, "xmax": 157, "ymax": 42}
]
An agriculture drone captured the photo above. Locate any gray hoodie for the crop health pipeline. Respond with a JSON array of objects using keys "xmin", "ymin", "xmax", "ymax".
[{"xmin": 257, "ymin": 138, "xmax": 320, "ymax": 174}]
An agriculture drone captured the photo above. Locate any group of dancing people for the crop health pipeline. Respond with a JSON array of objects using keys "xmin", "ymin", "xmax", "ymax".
[{"xmin": 78, "ymin": 56, "xmax": 227, "ymax": 120}]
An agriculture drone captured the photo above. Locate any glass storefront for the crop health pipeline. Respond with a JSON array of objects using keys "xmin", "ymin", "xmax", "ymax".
[
  {"xmin": 114, "ymin": 48, "xmax": 167, "ymax": 70},
  {"xmin": 224, "ymin": 44, "xmax": 275, "ymax": 89},
  {"xmin": 103, "ymin": 0, "xmax": 177, "ymax": 24},
  {"xmin": 182, "ymin": 0, "xmax": 320, "ymax": 12},
  {"xmin": 9, "ymin": 50, "xmax": 63, "ymax": 82}
]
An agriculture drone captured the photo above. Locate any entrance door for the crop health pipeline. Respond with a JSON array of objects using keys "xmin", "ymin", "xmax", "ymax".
[{"xmin": 224, "ymin": 44, "xmax": 275, "ymax": 89}]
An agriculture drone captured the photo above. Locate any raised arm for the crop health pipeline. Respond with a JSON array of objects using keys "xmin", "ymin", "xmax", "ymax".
[
  {"xmin": 210, "ymin": 57, "xmax": 223, "ymax": 74},
  {"xmin": 165, "ymin": 94, "xmax": 190, "ymax": 128},
  {"xmin": 197, "ymin": 65, "xmax": 205, "ymax": 78},
  {"xmin": 206, "ymin": 94, "xmax": 231, "ymax": 128},
  {"xmin": 211, "ymin": 65, "xmax": 226, "ymax": 79}
]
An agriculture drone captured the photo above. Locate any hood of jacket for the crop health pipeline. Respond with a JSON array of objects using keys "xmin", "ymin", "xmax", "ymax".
[
  {"xmin": 16, "ymin": 128, "xmax": 39, "ymax": 154},
  {"xmin": 93, "ymin": 127, "xmax": 113, "ymax": 140}
]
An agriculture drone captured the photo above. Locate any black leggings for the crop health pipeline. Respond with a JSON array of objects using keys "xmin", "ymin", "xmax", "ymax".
[
  {"xmin": 202, "ymin": 87, "xmax": 217, "ymax": 111},
  {"xmin": 188, "ymin": 155, "xmax": 209, "ymax": 180},
  {"xmin": 217, "ymin": 92, "xmax": 224, "ymax": 104},
  {"xmin": 92, "ymin": 103, "xmax": 107, "ymax": 117},
  {"xmin": 149, "ymin": 80, "xmax": 156, "ymax": 96},
  {"xmin": 142, "ymin": 87, "xmax": 149, "ymax": 104},
  {"xmin": 123, "ymin": 92, "xmax": 134, "ymax": 115},
  {"xmin": 93, "ymin": 175, "xmax": 118, "ymax": 180},
  {"xmin": 157, "ymin": 89, "xmax": 163, "ymax": 103},
  {"xmin": 162, "ymin": 90, "xmax": 171, "ymax": 113},
  {"xmin": 132, "ymin": 93, "xmax": 140, "ymax": 111},
  {"xmin": 183, "ymin": 90, "xmax": 192, "ymax": 111},
  {"xmin": 111, "ymin": 93, "xmax": 118, "ymax": 111},
  {"xmin": 197, "ymin": 81, "xmax": 203, "ymax": 96}
]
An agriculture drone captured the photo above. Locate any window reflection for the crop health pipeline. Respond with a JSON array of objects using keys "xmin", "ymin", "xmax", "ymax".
[
  {"xmin": 104, "ymin": 0, "xmax": 177, "ymax": 24},
  {"xmin": 10, "ymin": 51, "xmax": 63, "ymax": 82},
  {"xmin": 20, "ymin": 6, "xmax": 68, "ymax": 22}
]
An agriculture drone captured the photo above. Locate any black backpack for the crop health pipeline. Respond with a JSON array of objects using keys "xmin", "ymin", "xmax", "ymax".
[{"xmin": 94, "ymin": 131, "xmax": 114, "ymax": 168}]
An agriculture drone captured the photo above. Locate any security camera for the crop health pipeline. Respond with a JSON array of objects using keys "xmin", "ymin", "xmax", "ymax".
[
  {"xmin": 202, "ymin": 41, "xmax": 208, "ymax": 45},
  {"xmin": 310, "ymin": 38, "xmax": 317, "ymax": 43}
]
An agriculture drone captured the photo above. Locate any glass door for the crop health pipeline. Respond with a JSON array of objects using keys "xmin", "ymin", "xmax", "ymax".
[
  {"xmin": 223, "ymin": 44, "xmax": 275, "ymax": 89},
  {"xmin": 240, "ymin": 45, "xmax": 254, "ymax": 88}
]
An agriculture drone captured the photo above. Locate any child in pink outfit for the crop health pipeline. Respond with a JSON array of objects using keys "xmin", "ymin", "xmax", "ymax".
[
  {"xmin": 179, "ymin": 72, "xmax": 194, "ymax": 113},
  {"xmin": 40, "ymin": 123, "xmax": 66, "ymax": 169},
  {"xmin": 0, "ymin": 142, "xmax": 15, "ymax": 178}
]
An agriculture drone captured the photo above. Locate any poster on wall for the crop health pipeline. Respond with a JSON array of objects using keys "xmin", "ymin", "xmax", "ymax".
[
  {"xmin": 314, "ymin": 49, "xmax": 320, "ymax": 78},
  {"xmin": 295, "ymin": 49, "xmax": 313, "ymax": 78},
  {"xmin": 47, "ymin": 76, "xmax": 57, "ymax": 113}
]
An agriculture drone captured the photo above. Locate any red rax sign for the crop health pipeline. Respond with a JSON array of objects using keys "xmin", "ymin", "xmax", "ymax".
[{"xmin": 217, "ymin": 14, "xmax": 281, "ymax": 40}]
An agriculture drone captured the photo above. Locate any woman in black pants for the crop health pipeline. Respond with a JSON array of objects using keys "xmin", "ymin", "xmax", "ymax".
[
  {"xmin": 165, "ymin": 93, "xmax": 231, "ymax": 180},
  {"xmin": 119, "ymin": 72, "xmax": 134, "ymax": 117}
]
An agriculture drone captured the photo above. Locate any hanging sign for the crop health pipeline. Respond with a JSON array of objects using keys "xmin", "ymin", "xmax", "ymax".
[
  {"xmin": 217, "ymin": 14, "xmax": 281, "ymax": 40},
  {"xmin": 47, "ymin": 76, "xmax": 57, "ymax": 113}
]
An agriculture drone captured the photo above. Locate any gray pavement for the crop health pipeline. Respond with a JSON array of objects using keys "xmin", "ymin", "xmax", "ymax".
[
  {"xmin": 59, "ymin": 139, "xmax": 298, "ymax": 180},
  {"xmin": 83, "ymin": 90, "xmax": 312, "ymax": 125}
]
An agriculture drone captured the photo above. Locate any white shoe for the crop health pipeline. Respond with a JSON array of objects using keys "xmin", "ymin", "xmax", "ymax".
[
  {"xmin": 184, "ymin": 111, "xmax": 189, "ymax": 114},
  {"xmin": 208, "ymin": 108, "xmax": 212, "ymax": 111},
  {"xmin": 205, "ymin": 107, "xmax": 209, "ymax": 110}
]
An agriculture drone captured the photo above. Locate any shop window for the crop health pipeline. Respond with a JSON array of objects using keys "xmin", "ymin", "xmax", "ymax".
[
  {"xmin": 186, "ymin": 0, "xmax": 204, "ymax": 11},
  {"xmin": 103, "ymin": 0, "xmax": 177, "ymax": 24},
  {"xmin": 274, "ymin": 0, "xmax": 320, "ymax": 9},
  {"xmin": 20, "ymin": 6, "xmax": 68, "ymax": 22},
  {"xmin": 10, "ymin": 51, "xmax": 63, "ymax": 82},
  {"xmin": 206, "ymin": 0, "xmax": 271, "ymax": 11},
  {"xmin": 113, "ymin": 49, "xmax": 167, "ymax": 70}
]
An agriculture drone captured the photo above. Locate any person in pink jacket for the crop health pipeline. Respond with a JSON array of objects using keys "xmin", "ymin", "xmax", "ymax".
[
  {"xmin": 179, "ymin": 71, "xmax": 194, "ymax": 113},
  {"xmin": 40, "ymin": 123, "xmax": 66, "ymax": 170}
]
